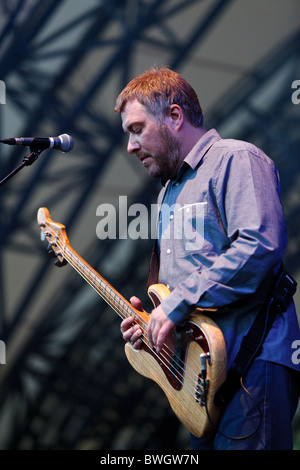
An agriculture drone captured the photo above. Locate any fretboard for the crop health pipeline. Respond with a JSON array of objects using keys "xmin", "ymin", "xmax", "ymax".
[{"xmin": 63, "ymin": 245, "xmax": 149, "ymax": 332}]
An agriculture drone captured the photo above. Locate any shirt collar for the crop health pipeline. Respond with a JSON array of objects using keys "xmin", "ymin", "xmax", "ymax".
[
  {"xmin": 184, "ymin": 128, "xmax": 222, "ymax": 170},
  {"xmin": 162, "ymin": 128, "xmax": 222, "ymax": 186}
]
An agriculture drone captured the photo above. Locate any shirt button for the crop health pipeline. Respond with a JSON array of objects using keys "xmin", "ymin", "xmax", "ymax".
[
  {"xmin": 166, "ymin": 248, "xmax": 171, "ymax": 254},
  {"xmin": 170, "ymin": 214, "xmax": 174, "ymax": 220}
]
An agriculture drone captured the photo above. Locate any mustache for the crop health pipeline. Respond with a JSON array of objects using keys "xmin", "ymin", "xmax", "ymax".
[{"xmin": 136, "ymin": 151, "xmax": 152, "ymax": 160}]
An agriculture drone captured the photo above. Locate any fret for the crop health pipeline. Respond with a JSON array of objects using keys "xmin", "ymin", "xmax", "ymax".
[
  {"xmin": 64, "ymin": 246, "xmax": 135, "ymax": 322},
  {"xmin": 38, "ymin": 207, "xmax": 228, "ymax": 441},
  {"xmin": 38, "ymin": 208, "xmax": 150, "ymax": 353}
]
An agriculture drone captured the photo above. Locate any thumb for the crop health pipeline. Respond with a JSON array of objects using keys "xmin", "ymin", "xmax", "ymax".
[{"xmin": 130, "ymin": 296, "xmax": 144, "ymax": 312}]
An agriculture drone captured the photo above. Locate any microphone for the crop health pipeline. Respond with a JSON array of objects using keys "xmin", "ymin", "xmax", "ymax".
[{"xmin": 0, "ymin": 133, "xmax": 74, "ymax": 153}]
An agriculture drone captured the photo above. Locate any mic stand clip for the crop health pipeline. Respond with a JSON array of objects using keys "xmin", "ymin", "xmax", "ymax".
[{"xmin": 0, "ymin": 148, "xmax": 43, "ymax": 187}]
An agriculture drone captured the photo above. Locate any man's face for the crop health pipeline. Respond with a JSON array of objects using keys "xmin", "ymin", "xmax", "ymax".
[{"xmin": 121, "ymin": 99, "xmax": 182, "ymax": 181}]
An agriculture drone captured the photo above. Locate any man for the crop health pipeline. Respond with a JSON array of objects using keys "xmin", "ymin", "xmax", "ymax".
[{"xmin": 114, "ymin": 67, "xmax": 300, "ymax": 450}]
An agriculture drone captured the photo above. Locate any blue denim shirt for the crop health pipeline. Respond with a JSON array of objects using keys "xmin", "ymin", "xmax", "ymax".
[{"xmin": 155, "ymin": 129, "xmax": 300, "ymax": 370}]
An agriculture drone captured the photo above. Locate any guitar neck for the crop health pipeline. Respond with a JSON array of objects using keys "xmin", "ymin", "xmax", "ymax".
[{"xmin": 63, "ymin": 245, "xmax": 149, "ymax": 331}]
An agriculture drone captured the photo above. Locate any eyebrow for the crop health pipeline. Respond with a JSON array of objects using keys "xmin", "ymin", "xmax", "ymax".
[{"xmin": 123, "ymin": 120, "xmax": 144, "ymax": 134}]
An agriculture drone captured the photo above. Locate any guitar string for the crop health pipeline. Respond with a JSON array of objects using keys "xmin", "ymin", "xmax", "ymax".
[
  {"xmin": 58, "ymin": 224, "xmax": 262, "ymax": 442},
  {"xmin": 42, "ymin": 223, "xmax": 203, "ymax": 400},
  {"xmin": 93, "ymin": 278, "xmax": 202, "ymax": 397},
  {"xmin": 43, "ymin": 224, "xmax": 203, "ymax": 400},
  {"xmin": 43, "ymin": 223, "xmax": 200, "ymax": 399},
  {"xmin": 66, "ymin": 246, "xmax": 200, "ymax": 400},
  {"xmin": 64, "ymin": 247, "xmax": 198, "ymax": 398}
]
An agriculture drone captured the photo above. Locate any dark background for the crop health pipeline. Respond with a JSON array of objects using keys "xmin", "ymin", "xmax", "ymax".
[{"xmin": 0, "ymin": 0, "xmax": 299, "ymax": 450}]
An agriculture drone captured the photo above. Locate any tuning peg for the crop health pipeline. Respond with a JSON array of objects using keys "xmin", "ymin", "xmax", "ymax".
[
  {"xmin": 46, "ymin": 243, "xmax": 68, "ymax": 267},
  {"xmin": 47, "ymin": 243, "xmax": 57, "ymax": 258},
  {"xmin": 54, "ymin": 259, "xmax": 68, "ymax": 267}
]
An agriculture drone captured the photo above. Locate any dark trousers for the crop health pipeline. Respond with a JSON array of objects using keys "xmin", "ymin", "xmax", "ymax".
[{"xmin": 190, "ymin": 360, "xmax": 299, "ymax": 450}]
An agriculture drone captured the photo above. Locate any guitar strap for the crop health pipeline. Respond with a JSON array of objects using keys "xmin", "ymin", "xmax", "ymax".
[{"xmin": 214, "ymin": 265, "xmax": 297, "ymax": 408}]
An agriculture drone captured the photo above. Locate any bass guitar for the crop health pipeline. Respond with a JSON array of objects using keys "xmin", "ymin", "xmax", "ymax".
[{"xmin": 37, "ymin": 207, "xmax": 227, "ymax": 437}]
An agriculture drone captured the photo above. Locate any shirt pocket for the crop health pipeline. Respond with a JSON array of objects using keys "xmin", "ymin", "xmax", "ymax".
[{"xmin": 173, "ymin": 202, "xmax": 209, "ymax": 257}]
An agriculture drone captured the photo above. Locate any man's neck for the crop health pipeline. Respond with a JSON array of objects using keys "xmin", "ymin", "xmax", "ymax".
[{"xmin": 180, "ymin": 125, "xmax": 207, "ymax": 165}]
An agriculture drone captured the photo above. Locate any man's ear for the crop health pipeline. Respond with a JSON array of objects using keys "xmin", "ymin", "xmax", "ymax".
[{"xmin": 167, "ymin": 104, "xmax": 184, "ymax": 131}]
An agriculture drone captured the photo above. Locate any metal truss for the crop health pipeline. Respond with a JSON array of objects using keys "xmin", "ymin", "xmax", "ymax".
[
  {"xmin": 0, "ymin": 0, "xmax": 235, "ymax": 450},
  {"xmin": 206, "ymin": 30, "xmax": 300, "ymax": 274},
  {"xmin": 0, "ymin": 0, "xmax": 234, "ymax": 332}
]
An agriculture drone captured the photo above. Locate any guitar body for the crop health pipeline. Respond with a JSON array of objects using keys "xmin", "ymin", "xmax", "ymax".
[
  {"xmin": 37, "ymin": 207, "xmax": 227, "ymax": 439},
  {"xmin": 125, "ymin": 283, "xmax": 227, "ymax": 437}
]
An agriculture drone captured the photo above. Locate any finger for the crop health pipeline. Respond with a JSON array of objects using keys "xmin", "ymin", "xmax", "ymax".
[
  {"xmin": 123, "ymin": 323, "xmax": 142, "ymax": 343},
  {"xmin": 155, "ymin": 327, "xmax": 167, "ymax": 353},
  {"xmin": 120, "ymin": 316, "xmax": 135, "ymax": 333},
  {"xmin": 156, "ymin": 320, "xmax": 174, "ymax": 353},
  {"xmin": 151, "ymin": 323, "xmax": 161, "ymax": 352},
  {"xmin": 147, "ymin": 317, "xmax": 154, "ymax": 349},
  {"xmin": 130, "ymin": 296, "xmax": 143, "ymax": 311},
  {"xmin": 130, "ymin": 325, "xmax": 143, "ymax": 343},
  {"xmin": 131, "ymin": 338, "xmax": 143, "ymax": 350}
]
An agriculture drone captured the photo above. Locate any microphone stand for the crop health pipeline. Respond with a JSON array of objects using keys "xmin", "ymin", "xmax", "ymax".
[{"xmin": 0, "ymin": 148, "xmax": 43, "ymax": 187}]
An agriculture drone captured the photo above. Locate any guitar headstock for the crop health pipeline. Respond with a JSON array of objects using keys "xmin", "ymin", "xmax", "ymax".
[{"xmin": 37, "ymin": 207, "xmax": 69, "ymax": 267}]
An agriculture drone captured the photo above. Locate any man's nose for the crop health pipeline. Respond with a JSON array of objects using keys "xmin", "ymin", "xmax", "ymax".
[{"xmin": 127, "ymin": 135, "xmax": 140, "ymax": 154}]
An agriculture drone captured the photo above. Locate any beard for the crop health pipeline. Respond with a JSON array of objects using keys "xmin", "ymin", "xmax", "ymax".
[{"xmin": 137, "ymin": 124, "xmax": 182, "ymax": 181}]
